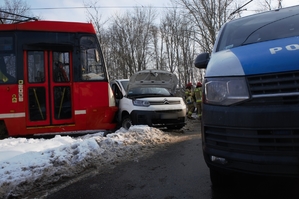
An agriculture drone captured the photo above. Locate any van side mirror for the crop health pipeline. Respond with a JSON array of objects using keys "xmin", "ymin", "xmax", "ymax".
[{"xmin": 194, "ymin": 52, "xmax": 210, "ymax": 69}]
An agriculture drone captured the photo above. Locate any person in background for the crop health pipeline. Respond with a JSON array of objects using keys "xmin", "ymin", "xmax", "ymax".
[
  {"xmin": 185, "ymin": 82, "xmax": 195, "ymax": 119},
  {"xmin": 194, "ymin": 82, "xmax": 202, "ymax": 119}
]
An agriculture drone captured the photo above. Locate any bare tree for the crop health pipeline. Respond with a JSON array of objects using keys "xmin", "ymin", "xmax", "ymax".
[
  {"xmin": 173, "ymin": 0, "xmax": 241, "ymax": 54},
  {"xmin": 83, "ymin": 0, "xmax": 119, "ymax": 79},
  {"xmin": 84, "ymin": 0, "xmax": 112, "ymax": 44},
  {"xmin": 255, "ymin": 0, "xmax": 286, "ymax": 12},
  {"xmin": 151, "ymin": 25, "xmax": 164, "ymax": 70},
  {"xmin": 0, "ymin": 0, "xmax": 33, "ymax": 24},
  {"xmin": 156, "ymin": 4, "xmax": 205, "ymax": 92},
  {"xmin": 255, "ymin": 0, "xmax": 274, "ymax": 11},
  {"xmin": 107, "ymin": 7, "xmax": 157, "ymax": 77}
]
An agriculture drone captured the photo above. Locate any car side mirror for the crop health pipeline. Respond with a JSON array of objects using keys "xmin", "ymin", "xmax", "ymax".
[{"xmin": 194, "ymin": 52, "xmax": 210, "ymax": 69}]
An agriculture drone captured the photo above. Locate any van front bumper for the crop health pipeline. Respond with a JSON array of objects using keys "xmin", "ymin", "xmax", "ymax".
[
  {"xmin": 130, "ymin": 109, "xmax": 186, "ymax": 128},
  {"xmin": 202, "ymin": 103, "xmax": 299, "ymax": 177}
]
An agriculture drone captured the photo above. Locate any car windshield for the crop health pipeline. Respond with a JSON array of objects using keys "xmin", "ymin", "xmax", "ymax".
[
  {"xmin": 217, "ymin": 9, "xmax": 299, "ymax": 52},
  {"xmin": 120, "ymin": 80, "xmax": 129, "ymax": 92},
  {"xmin": 127, "ymin": 87, "xmax": 172, "ymax": 98}
]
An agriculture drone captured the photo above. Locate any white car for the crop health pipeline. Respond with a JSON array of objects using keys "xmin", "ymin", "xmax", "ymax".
[{"xmin": 110, "ymin": 70, "xmax": 186, "ymax": 129}]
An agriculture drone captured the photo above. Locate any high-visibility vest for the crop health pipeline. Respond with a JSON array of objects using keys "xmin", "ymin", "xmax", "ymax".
[
  {"xmin": 194, "ymin": 87, "xmax": 202, "ymax": 102},
  {"xmin": 185, "ymin": 89, "xmax": 194, "ymax": 104}
]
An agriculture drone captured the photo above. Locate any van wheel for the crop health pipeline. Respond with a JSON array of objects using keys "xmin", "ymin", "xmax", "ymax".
[{"xmin": 122, "ymin": 116, "xmax": 132, "ymax": 130}]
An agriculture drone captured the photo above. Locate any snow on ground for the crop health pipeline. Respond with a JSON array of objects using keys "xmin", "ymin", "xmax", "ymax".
[{"xmin": 0, "ymin": 125, "xmax": 184, "ymax": 199}]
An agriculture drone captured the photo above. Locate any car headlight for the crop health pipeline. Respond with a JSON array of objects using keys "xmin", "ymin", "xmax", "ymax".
[
  {"xmin": 205, "ymin": 77, "xmax": 249, "ymax": 105},
  {"xmin": 133, "ymin": 99, "xmax": 150, "ymax": 107}
]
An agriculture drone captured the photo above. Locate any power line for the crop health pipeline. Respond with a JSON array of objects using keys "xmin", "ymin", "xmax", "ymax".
[
  {"xmin": 28, "ymin": 6, "xmax": 260, "ymax": 14},
  {"xmin": 29, "ymin": 6, "xmax": 181, "ymax": 11}
]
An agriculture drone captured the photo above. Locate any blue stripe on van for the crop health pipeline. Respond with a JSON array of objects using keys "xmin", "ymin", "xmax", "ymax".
[{"xmin": 230, "ymin": 37, "xmax": 299, "ymax": 75}]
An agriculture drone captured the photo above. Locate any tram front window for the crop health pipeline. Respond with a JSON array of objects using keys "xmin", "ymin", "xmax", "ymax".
[{"xmin": 80, "ymin": 36, "xmax": 106, "ymax": 81}]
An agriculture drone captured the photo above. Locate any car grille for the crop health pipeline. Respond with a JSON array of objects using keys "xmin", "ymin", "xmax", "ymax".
[
  {"xmin": 204, "ymin": 71, "xmax": 299, "ymax": 155},
  {"xmin": 247, "ymin": 71, "xmax": 299, "ymax": 104},
  {"xmin": 205, "ymin": 126, "xmax": 299, "ymax": 154},
  {"xmin": 149, "ymin": 100, "xmax": 181, "ymax": 105},
  {"xmin": 155, "ymin": 109, "xmax": 183, "ymax": 113}
]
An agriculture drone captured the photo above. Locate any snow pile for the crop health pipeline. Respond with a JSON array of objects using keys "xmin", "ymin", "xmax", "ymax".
[{"xmin": 0, "ymin": 126, "xmax": 179, "ymax": 199}]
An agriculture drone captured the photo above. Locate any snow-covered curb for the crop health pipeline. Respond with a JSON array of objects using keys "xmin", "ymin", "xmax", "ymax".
[{"xmin": 0, "ymin": 126, "xmax": 179, "ymax": 199}]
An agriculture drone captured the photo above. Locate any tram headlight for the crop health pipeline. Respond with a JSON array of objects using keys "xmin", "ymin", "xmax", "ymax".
[
  {"xmin": 204, "ymin": 77, "xmax": 249, "ymax": 105},
  {"xmin": 133, "ymin": 99, "xmax": 150, "ymax": 107}
]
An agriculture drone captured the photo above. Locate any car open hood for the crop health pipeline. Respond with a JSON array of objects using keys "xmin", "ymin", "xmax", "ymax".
[{"xmin": 127, "ymin": 70, "xmax": 178, "ymax": 94}]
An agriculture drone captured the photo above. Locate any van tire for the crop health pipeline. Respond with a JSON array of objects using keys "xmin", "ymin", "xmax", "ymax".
[{"xmin": 122, "ymin": 116, "xmax": 132, "ymax": 130}]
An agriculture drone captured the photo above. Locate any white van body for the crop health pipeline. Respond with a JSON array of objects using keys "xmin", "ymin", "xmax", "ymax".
[{"xmin": 110, "ymin": 70, "xmax": 186, "ymax": 129}]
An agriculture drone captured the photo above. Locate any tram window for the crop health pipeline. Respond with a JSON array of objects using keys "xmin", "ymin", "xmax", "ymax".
[
  {"xmin": 53, "ymin": 52, "xmax": 70, "ymax": 82},
  {"xmin": 80, "ymin": 36, "xmax": 105, "ymax": 81},
  {"xmin": 0, "ymin": 55, "xmax": 16, "ymax": 84},
  {"xmin": 0, "ymin": 37, "xmax": 13, "ymax": 51},
  {"xmin": 28, "ymin": 51, "xmax": 45, "ymax": 83},
  {"xmin": 28, "ymin": 87, "xmax": 46, "ymax": 121},
  {"xmin": 0, "ymin": 36, "xmax": 16, "ymax": 84},
  {"xmin": 53, "ymin": 86, "xmax": 72, "ymax": 119}
]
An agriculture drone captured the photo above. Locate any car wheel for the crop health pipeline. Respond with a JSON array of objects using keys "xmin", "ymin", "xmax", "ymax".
[{"xmin": 122, "ymin": 115, "xmax": 132, "ymax": 130}]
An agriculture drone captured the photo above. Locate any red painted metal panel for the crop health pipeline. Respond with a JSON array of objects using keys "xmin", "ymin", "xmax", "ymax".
[{"xmin": 0, "ymin": 20, "xmax": 96, "ymax": 34}]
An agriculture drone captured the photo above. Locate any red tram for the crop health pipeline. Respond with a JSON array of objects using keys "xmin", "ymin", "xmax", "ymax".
[{"xmin": 0, "ymin": 19, "xmax": 118, "ymax": 138}]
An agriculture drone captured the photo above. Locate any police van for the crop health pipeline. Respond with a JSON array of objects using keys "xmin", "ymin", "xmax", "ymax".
[{"xmin": 194, "ymin": 5, "xmax": 299, "ymax": 186}]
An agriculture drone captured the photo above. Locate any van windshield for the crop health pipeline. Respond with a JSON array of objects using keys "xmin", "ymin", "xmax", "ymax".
[
  {"xmin": 120, "ymin": 80, "xmax": 129, "ymax": 92},
  {"xmin": 217, "ymin": 9, "xmax": 299, "ymax": 52},
  {"xmin": 127, "ymin": 87, "xmax": 172, "ymax": 98}
]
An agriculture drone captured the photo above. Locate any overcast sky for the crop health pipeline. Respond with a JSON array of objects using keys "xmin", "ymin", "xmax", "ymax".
[
  {"xmin": 1, "ymin": 0, "xmax": 299, "ymax": 22},
  {"xmin": 26, "ymin": 0, "xmax": 172, "ymax": 22}
]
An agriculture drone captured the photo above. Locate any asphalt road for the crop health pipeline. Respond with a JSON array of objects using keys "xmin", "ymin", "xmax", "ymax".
[
  {"xmin": 43, "ymin": 120, "xmax": 210, "ymax": 199},
  {"xmin": 43, "ymin": 119, "xmax": 299, "ymax": 199}
]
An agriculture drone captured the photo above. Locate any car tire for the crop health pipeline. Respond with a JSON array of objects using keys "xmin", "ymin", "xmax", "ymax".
[{"xmin": 122, "ymin": 115, "xmax": 132, "ymax": 130}]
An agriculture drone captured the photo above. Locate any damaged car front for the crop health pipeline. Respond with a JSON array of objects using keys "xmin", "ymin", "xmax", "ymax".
[{"xmin": 111, "ymin": 70, "xmax": 186, "ymax": 129}]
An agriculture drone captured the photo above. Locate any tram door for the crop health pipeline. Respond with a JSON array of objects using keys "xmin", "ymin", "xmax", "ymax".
[{"xmin": 25, "ymin": 50, "xmax": 74, "ymax": 126}]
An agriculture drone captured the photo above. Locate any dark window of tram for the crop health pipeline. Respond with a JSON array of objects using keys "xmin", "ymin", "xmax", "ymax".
[
  {"xmin": 28, "ymin": 87, "xmax": 46, "ymax": 121},
  {"xmin": 53, "ymin": 52, "xmax": 70, "ymax": 82},
  {"xmin": 53, "ymin": 52, "xmax": 72, "ymax": 120},
  {"xmin": 0, "ymin": 37, "xmax": 17, "ymax": 84},
  {"xmin": 28, "ymin": 51, "xmax": 45, "ymax": 83},
  {"xmin": 27, "ymin": 51, "xmax": 46, "ymax": 121},
  {"xmin": 53, "ymin": 86, "xmax": 72, "ymax": 119}
]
